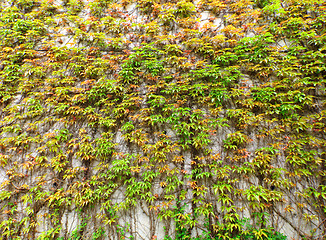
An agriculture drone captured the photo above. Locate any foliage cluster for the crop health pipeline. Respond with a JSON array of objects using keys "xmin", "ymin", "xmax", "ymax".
[{"xmin": 0, "ymin": 0, "xmax": 325, "ymax": 239}]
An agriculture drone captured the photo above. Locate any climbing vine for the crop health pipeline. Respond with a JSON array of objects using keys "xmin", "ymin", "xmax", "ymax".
[{"xmin": 0, "ymin": 0, "xmax": 325, "ymax": 239}]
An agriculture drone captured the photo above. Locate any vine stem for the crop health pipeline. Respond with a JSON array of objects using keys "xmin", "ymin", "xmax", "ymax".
[{"xmin": 273, "ymin": 207, "xmax": 307, "ymax": 239}]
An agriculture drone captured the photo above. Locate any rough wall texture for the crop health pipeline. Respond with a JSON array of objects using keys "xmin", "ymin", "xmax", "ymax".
[{"xmin": 0, "ymin": 0, "xmax": 326, "ymax": 239}]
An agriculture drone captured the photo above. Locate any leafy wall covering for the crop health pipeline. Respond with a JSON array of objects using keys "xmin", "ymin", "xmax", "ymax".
[{"xmin": 0, "ymin": 0, "xmax": 325, "ymax": 239}]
